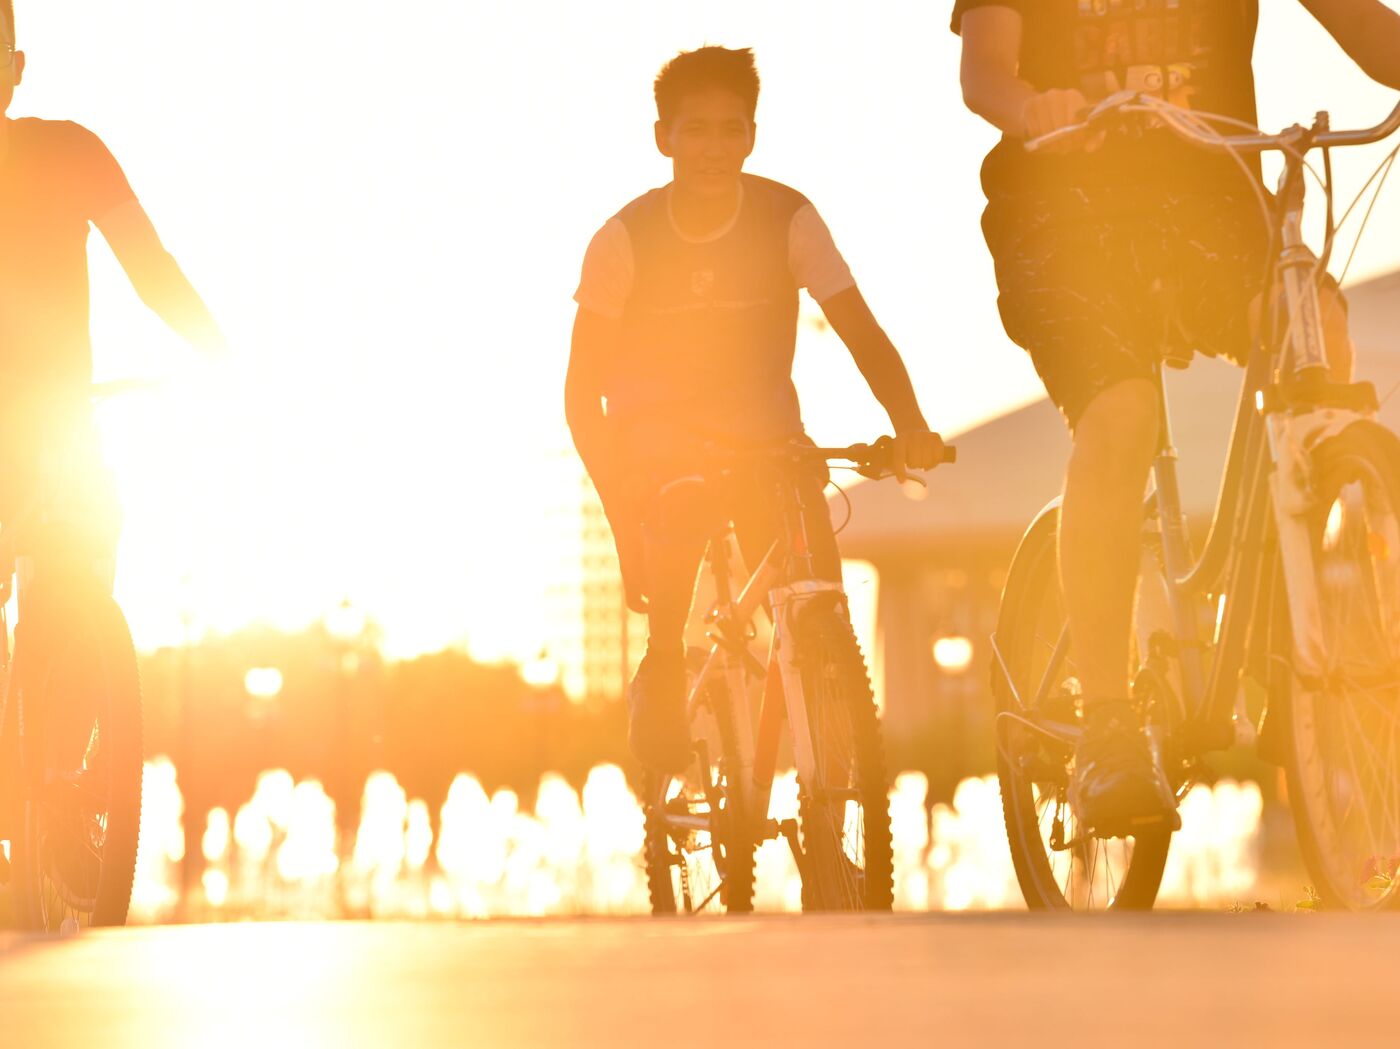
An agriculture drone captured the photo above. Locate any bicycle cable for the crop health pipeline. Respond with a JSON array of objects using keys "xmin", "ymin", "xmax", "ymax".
[
  {"xmin": 1333, "ymin": 141, "xmax": 1399, "ymax": 291},
  {"xmin": 827, "ymin": 473, "xmax": 856, "ymax": 537}
]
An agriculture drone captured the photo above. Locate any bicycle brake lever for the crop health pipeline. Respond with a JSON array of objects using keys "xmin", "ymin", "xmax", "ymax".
[{"xmin": 854, "ymin": 464, "xmax": 927, "ymax": 487}]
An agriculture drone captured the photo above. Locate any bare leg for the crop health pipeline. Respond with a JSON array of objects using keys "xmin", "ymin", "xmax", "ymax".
[
  {"xmin": 641, "ymin": 528, "xmax": 706, "ymax": 653},
  {"xmin": 1059, "ymin": 378, "xmax": 1160, "ymax": 703}
]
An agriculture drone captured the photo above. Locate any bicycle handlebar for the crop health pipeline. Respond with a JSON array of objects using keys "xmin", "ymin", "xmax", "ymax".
[
  {"xmin": 1024, "ymin": 91, "xmax": 1400, "ymax": 155},
  {"xmin": 699, "ymin": 437, "xmax": 957, "ymax": 480},
  {"xmin": 811, "ymin": 437, "xmax": 958, "ymax": 472}
]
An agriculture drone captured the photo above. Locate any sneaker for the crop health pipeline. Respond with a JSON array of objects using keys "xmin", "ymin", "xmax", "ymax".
[
  {"xmin": 628, "ymin": 649, "xmax": 693, "ymax": 774},
  {"xmin": 1069, "ymin": 700, "xmax": 1179, "ymax": 837}
]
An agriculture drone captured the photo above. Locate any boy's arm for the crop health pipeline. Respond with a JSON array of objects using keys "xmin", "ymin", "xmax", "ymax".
[
  {"xmin": 818, "ymin": 287, "xmax": 946, "ymax": 477},
  {"xmin": 959, "ymin": 7, "xmax": 1103, "ymax": 154},
  {"xmin": 1298, "ymin": 0, "xmax": 1400, "ymax": 90},
  {"xmin": 95, "ymin": 200, "xmax": 227, "ymax": 356},
  {"xmin": 565, "ymin": 306, "xmax": 621, "ymax": 485},
  {"xmin": 567, "ymin": 306, "xmax": 650, "ymax": 613}
]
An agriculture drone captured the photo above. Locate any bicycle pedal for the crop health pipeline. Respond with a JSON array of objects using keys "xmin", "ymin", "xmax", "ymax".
[{"xmin": 1089, "ymin": 809, "xmax": 1182, "ymax": 839}]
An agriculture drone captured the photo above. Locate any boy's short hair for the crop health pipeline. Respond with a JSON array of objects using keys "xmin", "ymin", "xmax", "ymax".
[{"xmin": 654, "ymin": 46, "xmax": 760, "ymax": 123}]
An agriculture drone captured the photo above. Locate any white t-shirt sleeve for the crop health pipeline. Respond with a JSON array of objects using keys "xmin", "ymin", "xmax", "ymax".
[
  {"xmin": 573, "ymin": 218, "xmax": 634, "ymax": 320},
  {"xmin": 788, "ymin": 203, "xmax": 856, "ymax": 304}
]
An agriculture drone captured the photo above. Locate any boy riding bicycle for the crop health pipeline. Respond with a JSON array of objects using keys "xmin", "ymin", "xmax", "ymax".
[
  {"xmin": 0, "ymin": 1, "xmax": 224, "ymax": 833},
  {"xmin": 954, "ymin": 0, "xmax": 1400, "ymax": 835},
  {"xmin": 566, "ymin": 46, "xmax": 946, "ymax": 773}
]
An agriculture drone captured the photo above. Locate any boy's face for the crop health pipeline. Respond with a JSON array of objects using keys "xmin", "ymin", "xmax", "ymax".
[
  {"xmin": 655, "ymin": 88, "xmax": 755, "ymax": 199},
  {"xmin": 0, "ymin": 14, "xmax": 24, "ymax": 117}
]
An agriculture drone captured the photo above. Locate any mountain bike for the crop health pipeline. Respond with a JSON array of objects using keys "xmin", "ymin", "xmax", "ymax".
[
  {"xmin": 0, "ymin": 388, "xmax": 144, "ymax": 931},
  {"xmin": 991, "ymin": 92, "xmax": 1400, "ymax": 911},
  {"xmin": 643, "ymin": 437, "xmax": 955, "ymax": 914}
]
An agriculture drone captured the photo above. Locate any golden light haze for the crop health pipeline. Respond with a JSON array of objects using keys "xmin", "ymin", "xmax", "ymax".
[{"xmin": 12, "ymin": 0, "xmax": 1399, "ymax": 663}]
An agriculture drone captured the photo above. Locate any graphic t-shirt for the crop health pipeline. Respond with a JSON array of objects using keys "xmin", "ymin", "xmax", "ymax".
[
  {"xmin": 574, "ymin": 174, "xmax": 855, "ymax": 446},
  {"xmin": 951, "ymin": 0, "xmax": 1261, "ymax": 197},
  {"xmin": 0, "ymin": 118, "xmax": 136, "ymax": 426}
]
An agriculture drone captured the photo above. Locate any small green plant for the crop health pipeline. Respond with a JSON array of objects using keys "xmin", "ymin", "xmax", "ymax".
[
  {"xmin": 1226, "ymin": 901, "xmax": 1272, "ymax": 913},
  {"xmin": 1361, "ymin": 855, "xmax": 1397, "ymax": 898},
  {"xmin": 1295, "ymin": 885, "xmax": 1322, "ymax": 912}
]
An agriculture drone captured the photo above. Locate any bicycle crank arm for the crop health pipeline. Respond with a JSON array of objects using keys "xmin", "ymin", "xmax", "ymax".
[{"xmin": 777, "ymin": 818, "xmax": 811, "ymax": 884}]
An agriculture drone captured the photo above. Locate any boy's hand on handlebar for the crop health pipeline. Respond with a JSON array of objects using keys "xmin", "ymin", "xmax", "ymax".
[
  {"xmin": 1023, "ymin": 89, "xmax": 1104, "ymax": 155},
  {"xmin": 889, "ymin": 429, "xmax": 947, "ymax": 482}
]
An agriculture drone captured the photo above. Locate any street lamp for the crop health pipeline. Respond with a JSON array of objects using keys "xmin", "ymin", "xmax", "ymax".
[
  {"xmin": 244, "ymin": 667, "xmax": 284, "ymax": 701},
  {"xmin": 932, "ymin": 636, "xmax": 974, "ymax": 674}
]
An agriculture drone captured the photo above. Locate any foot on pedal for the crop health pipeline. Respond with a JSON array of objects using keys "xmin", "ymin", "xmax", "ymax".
[{"xmin": 1070, "ymin": 700, "xmax": 1179, "ymax": 838}]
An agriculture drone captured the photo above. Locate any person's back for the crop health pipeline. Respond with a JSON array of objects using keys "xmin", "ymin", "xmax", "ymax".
[
  {"xmin": 0, "ymin": 2, "xmax": 224, "ymax": 463},
  {"xmin": 0, "ymin": 1, "xmax": 226, "ymax": 835},
  {"xmin": 566, "ymin": 46, "xmax": 946, "ymax": 772}
]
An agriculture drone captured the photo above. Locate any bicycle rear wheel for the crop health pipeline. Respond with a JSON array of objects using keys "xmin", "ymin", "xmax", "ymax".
[
  {"xmin": 793, "ymin": 594, "xmax": 893, "ymax": 912},
  {"xmin": 992, "ymin": 507, "xmax": 1172, "ymax": 910},
  {"xmin": 1280, "ymin": 420, "xmax": 1400, "ymax": 910},
  {"xmin": 12, "ymin": 588, "xmax": 143, "ymax": 930},
  {"xmin": 643, "ymin": 649, "xmax": 755, "ymax": 915}
]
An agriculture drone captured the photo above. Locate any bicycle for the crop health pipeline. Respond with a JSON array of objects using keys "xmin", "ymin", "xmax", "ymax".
[
  {"xmin": 0, "ymin": 385, "xmax": 145, "ymax": 931},
  {"xmin": 642, "ymin": 437, "xmax": 955, "ymax": 914},
  {"xmin": 990, "ymin": 92, "xmax": 1400, "ymax": 911}
]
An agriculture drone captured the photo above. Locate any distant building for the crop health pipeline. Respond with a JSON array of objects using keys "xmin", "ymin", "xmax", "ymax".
[
  {"xmin": 578, "ymin": 474, "xmax": 647, "ymax": 702},
  {"xmin": 542, "ymin": 453, "xmax": 646, "ymax": 703},
  {"xmin": 834, "ymin": 268, "xmax": 1400, "ymax": 799}
]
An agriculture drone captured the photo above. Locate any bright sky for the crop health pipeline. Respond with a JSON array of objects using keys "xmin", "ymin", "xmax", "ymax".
[{"xmin": 10, "ymin": 0, "xmax": 1400, "ymax": 663}]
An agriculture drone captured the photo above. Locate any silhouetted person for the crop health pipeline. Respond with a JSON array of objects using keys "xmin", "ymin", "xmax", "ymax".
[
  {"xmin": 955, "ymin": 0, "xmax": 1400, "ymax": 833},
  {"xmin": 566, "ymin": 46, "xmax": 945, "ymax": 772},
  {"xmin": 0, "ymin": 1, "xmax": 225, "ymax": 834}
]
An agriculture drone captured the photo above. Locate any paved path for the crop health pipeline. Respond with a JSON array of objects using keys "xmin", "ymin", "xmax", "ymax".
[{"xmin": 0, "ymin": 914, "xmax": 1392, "ymax": 1047}]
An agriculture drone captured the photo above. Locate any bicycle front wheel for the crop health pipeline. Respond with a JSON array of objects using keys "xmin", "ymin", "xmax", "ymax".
[
  {"xmin": 642, "ymin": 648, "xmax": 756, "ymax": 915},
  {"xmin": 12, "ymin": 588, "xmax": 143, "ymax": 931},
  {"xmin": 992, "ymin": 506, "xmax": 1172, "ymax": 911},
  {"xmin": 1281, "ymin": 420, "xmax": 1400, "ymax": 910},
  {"xmin": 793, "ymin": 594, "xmax": 892, "ymax": 912}
]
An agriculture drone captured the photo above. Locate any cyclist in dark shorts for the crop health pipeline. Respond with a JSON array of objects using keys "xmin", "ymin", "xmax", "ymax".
[
  {"xmin": 954, "ymin": 0, "xmax": 1400, "ymax": 833},
  {"xmin": 0, "ymin": 2, "xmax": 224, "ymax": 828},
  {"xmin": 566, "ymin": 46, "xmax": 946, "ymax": 772}
]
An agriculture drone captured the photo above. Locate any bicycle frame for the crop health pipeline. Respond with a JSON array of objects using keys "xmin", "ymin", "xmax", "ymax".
[{"xmin": 668, "ymin": 460, "xmax": 853, "ymax": 851}]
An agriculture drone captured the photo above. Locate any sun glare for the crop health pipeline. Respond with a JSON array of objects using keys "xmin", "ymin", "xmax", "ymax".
[{"xmin": 4, "ymin": 1, "xmax": 1390, "ymax": 670}]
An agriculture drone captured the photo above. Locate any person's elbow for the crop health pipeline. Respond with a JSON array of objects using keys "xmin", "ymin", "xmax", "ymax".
[
  {"xmin": 960, "ymin": 62, "xmax": 988, "ymax": 116},
  {"xmin": 1370, "ymin": 55, "xmax": 1400, "ymax": 91}
]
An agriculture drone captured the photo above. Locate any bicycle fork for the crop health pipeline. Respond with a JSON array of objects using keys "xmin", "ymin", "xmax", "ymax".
[{"xmin": 745, "ymin": 580, "xmax": 849, "ymax": 877}]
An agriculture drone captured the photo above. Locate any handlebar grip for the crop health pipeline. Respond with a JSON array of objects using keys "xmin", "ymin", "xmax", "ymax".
[{"xmin": 943, "ymin": 445, "xmax": 958, "ymax": 464}]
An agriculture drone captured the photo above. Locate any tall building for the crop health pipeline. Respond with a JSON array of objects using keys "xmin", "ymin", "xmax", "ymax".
[{"xmin": 578, "ymin": 472, "xmax": 647, "ymax": 703}]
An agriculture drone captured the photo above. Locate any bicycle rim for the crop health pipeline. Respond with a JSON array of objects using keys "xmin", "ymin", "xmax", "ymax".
[
  {"xmin": 1286, "ymin": 422, "xmax": 1400, "ymax": 909},
  {"xmin": 795, "ymin": 599, "xmax": 892, "ymax": 912},
  {"xmin": 14, "ymin": 593, "xmax": 143, "ymax": 931},
  {"xmin": 994, "ymin": 510, "xmax": 1171, "ymax": 911}
]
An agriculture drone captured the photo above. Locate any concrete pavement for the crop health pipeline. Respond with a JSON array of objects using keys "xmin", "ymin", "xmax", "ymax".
[{"xmin": 0, "ymin": 913, "xmax": 1391, "ymax": 1047}]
